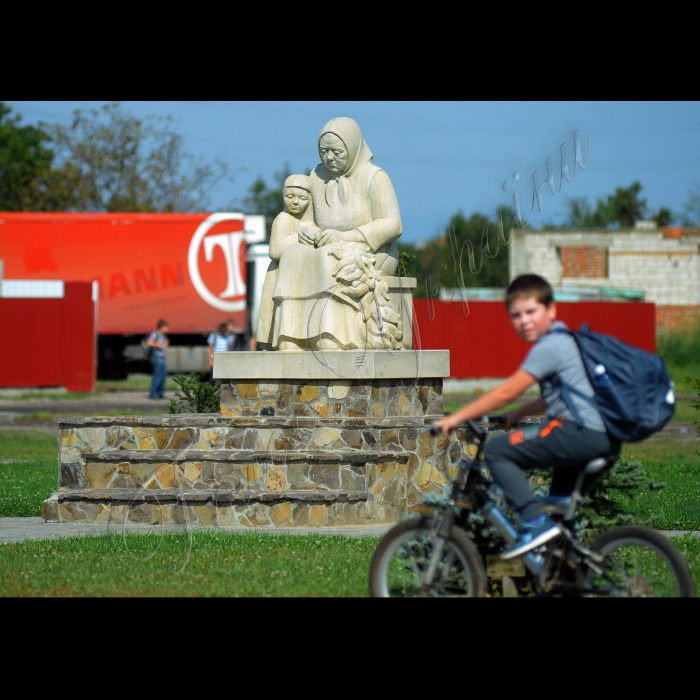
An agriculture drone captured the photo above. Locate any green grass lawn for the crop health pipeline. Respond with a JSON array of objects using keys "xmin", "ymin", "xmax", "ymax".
[
  {"xmin": 0, "ymin": 429, "xmax": 56, "ymax": 461},
  {"xmin": 0, "ymin": 530, "xmax": 381, "ymax": 597},
  {"xmin": 97, "ymin": 376, "xmax": 180, "ymax": 392},
  {"xmin": 616, "ymin": 438, "xmax": 700, "ymax": 530},
  {"xmin": 0, "ymin": 460, "xmax": 56, "ymax": 517},
  {"xmin": 0, "ymin": 528, "xmax": 696, "ymax": 597},
  {"xmin": 5, "ymin": 375, "xmax": 180, "ymax": 400},
  {"xmin": 0, "ymin": 431, "xmax": 58, "ymax": 517}
]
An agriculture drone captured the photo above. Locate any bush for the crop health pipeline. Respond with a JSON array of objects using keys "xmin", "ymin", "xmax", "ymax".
[
  {"xmin": 168, "ymin": 373, "xmax": 220, "ymax": 414},
  {"xmin": 690, "ymin": 376, "xmax": 700, "ymax": 455},
  {"xmin": 576, "ymin": 459, "xmax": 666, "ymax": 530},
  {"xmin": 422, "ymin": 455, "xmax": 667, "ymax": 558},
  {"xmin": 657, "ymin": 321, "xmax": 700, "ymax": 368}
]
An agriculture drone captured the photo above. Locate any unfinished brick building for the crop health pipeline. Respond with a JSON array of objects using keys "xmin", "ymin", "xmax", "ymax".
[{"xmin": 510, "ymin": 221, "xmax": 700, "ymax": 334}]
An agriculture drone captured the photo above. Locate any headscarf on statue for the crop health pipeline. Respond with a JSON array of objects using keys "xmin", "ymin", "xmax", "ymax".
[
  {"xmin": 317, "ymin": 117, "xmax": 375, "ymax": 208},
  {"xmin": 310, "ymin": 118, "xmax": 382, "ymax": 233}
]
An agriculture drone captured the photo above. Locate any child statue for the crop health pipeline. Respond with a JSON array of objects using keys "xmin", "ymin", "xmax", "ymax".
[{"xmin": 256, "ymin": 174, "xmax": 319, "ymax": 349}]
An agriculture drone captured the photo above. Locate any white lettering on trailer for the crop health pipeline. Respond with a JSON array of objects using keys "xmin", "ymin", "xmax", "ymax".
[
  {"xmin": 187, "ymin": 213, "xmax": 247, "ymax": 312},
  {"xmin": 204, "ymin": 232, "xmax": 246, "ymax": 299}
]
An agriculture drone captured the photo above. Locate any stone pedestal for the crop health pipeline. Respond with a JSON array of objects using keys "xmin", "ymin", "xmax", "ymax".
[
  {"xmin": 214, "ymin": 349, "xmax": 449, "ymax": 419},
  {"xmin": 44, "ymin": 350, "xmax": 473, "ymax": 528}
]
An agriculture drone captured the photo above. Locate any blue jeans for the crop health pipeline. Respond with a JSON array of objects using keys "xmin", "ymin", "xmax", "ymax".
[{"xmin": 150, "ymin": 354, "xmax": 167, "ymax": 398}]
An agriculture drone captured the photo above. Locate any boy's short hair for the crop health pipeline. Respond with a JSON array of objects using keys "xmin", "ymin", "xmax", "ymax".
[
  {"xmin": 505, "ymin": 274, "xmax": 554, "ymax": 308},
  {"xmin": 156, "ymin": 319, "xmax": 168, "ymax": 329},
  {"xmin": 218, "ymin": 322, "xmax": 228, "ymax": 335}
]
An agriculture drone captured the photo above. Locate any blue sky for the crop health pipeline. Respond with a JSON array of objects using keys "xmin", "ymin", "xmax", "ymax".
[{"xmin": 5, "ymin": 101, "xmax": 700, "ymax": 244}]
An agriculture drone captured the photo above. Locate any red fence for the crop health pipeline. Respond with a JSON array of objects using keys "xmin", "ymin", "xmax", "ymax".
[
  {"xmin": 0, "ymin": 282, "xmax": 96, "ymax": 392},
  {"xmin": 413, "ymin": 300, "xmax": 656, "ymax": 379}
]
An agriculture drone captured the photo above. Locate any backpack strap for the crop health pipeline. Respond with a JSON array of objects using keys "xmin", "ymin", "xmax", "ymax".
[
  {"xmin": 545, "ymin": 325, "xmax": 596, "ymax": 429},
  {"xmin": 549, "ymin": 373, "xmax": 591, "ymax": 428}
]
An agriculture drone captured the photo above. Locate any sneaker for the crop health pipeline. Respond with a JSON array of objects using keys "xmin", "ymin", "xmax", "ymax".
[{"xmin": 500, "ymin": 516, "xmax": 561, "ymax": 560}]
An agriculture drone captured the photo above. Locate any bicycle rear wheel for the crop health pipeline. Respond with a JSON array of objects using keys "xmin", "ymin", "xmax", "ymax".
[
  {"xmin": 369, "ymin": 517, "xmax": 486, "ymax": 597},
  {"xmin": 579, "ymin": 525, "xmax": 695, "ymax": 597}
]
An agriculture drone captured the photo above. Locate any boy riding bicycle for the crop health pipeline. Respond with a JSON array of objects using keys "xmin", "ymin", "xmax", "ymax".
[{"xmin": 433, "ymin": 274, "xmax": 620, "ymax": 560}]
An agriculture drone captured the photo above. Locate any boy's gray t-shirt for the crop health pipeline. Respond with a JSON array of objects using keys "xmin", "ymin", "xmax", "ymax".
[{"xmin": 521, "ymin": 321, "xmax": 606, "ymax": 432}]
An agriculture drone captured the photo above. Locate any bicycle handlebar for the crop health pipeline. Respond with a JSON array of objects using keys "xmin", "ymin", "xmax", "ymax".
[
  {"xmin": 429, "ymin": 414, "xmax": 512, "ymax": 438},
  {"xmin": 429, "ymin": 416, "xmax": 495, "ymax": 438}
]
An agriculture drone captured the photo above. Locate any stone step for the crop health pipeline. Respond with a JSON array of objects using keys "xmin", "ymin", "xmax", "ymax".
[
  {"xmin": 56, "ymin": 488, "xmax": 368, "ymax": 503},
  {"xmin": 57, "ymin": 415, "xmax": 438, "ymax": 428},
  {"xmin": 81, "ymin": 449, "xmax": 410, "ymax": 463}
]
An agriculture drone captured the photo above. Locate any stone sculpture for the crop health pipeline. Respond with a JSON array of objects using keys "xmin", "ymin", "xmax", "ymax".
[
  {"xmin": 256, "ymin": 117, "xmax": 406, "ymax": 351},
  {"xmin": 45, "ymin": 118, "xmax": 453, "ymax": 532}
]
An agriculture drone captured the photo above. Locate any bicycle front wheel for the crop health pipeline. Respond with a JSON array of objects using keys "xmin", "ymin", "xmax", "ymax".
[
  {"xmin": 369, "ymin": 517, "xmax": 487, "ymax": 597},
  {"xmin": 579, "ymin": 525, "xmax": 695, "ymax": 598}
]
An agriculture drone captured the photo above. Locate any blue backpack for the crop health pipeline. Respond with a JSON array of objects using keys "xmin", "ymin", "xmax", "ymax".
[{"xmin": 550, "ymin": 325, "xmax": 675, "ymax": 443}]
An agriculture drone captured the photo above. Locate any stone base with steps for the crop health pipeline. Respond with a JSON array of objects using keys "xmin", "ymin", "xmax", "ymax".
[
  {"xmin": 43, "ymin": 350, "xmax": 475, "ymax": 527},
  {"xmin": 43, "ymin": 415, "xmax": 472, "ymax": 527}
]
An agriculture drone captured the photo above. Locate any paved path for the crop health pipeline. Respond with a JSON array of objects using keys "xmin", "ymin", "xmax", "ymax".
[
  {"xmin": 0, "ymin": 517, "xmax": 393, "ymax": 543},
  {"xmin": 1, "ymin": 517, "xmax": 697, "ymax": 545}
]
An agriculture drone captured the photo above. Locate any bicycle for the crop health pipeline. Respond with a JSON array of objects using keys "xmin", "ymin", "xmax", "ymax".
[{"xmin": 369, "ymin": 417, "xmax": 695, "ymax": 598}]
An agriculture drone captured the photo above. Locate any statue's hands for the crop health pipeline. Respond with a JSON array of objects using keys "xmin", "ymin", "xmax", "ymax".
[
  {"xmin": 298, "ymin": 224, "xmax": 317, "ymax": 246},
  {"xmin": 317, "ymin": 229, "xmax": 365, "ymax": 247},
  {"xmin": 315, "ymin": 229, "xmax": 344, "ymax": 247}
]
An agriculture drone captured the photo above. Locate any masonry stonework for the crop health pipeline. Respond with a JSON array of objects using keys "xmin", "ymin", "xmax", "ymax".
[
  {"xmin": 43, "ymin": 357, "xmax": 478, "ymax": 528},
  {"xmin": 655, "ymin": 305, "xmax": 700, "ymax": 334},
  {"xmin": 560, "ymin": 247, "xmax": 607, "ymax": 278}
]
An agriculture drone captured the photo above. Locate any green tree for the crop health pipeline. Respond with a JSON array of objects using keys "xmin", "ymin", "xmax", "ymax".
[
  {"xmin": 34, "ymin": 102, "xmax": 229, "ymax": 212},
  {"xmin": 0, "ymin": 102, "xmax": 55, "ymax": 211},
  {"xmin": 564, "ymin": 181, "xmax": 651, "ymax": 229},
  {"xmin": 606, "ymin": 181, "xmax": 647, "ymax": 227},
  {"xmin": 411, "ymin": 208, "xmax": 512, "ymax": 298},
  {"xmin": 651, "ymin": 206, "xmax": 675, "ymax": 227}
]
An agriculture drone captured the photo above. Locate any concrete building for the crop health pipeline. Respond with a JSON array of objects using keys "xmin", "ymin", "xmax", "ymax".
[{"xmin": 510, "ymin": 221, "xmax": 700, "ymax": 333}]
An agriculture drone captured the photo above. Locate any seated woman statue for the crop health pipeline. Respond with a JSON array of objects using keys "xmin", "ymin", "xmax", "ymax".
[{"xmin": 267, "ymin": 116, "xmax": 405, "ymax": 351}]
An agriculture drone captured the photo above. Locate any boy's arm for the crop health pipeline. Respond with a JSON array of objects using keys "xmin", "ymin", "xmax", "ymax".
[
  {"xmin": 433, "ymin": 369, "xmax": 537, "ymax": 434},
  {"xmin": 146, "ymin": 332, "xmax": 157, "ymax": 348},
  {"xmin": 502, "ymin": 397, "xmax": 546, "ymax": 427}
]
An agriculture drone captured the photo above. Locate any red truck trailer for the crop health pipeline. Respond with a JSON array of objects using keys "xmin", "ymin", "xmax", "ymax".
[{"xmin": 0, "ymin": 212, "xmax": 266, "ymax": 378}]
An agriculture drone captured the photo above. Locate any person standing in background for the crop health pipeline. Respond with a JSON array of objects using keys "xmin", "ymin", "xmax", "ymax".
[
  {"xmin": 208, "ymin": 322, "xmax": 231, "ymax": 384},
  {"xmin": 226, "ymin": 318, "xmax": 244, "ymax": 351},
  {"xmin": 226, "ymin": 317, "xmax": 257, "ymax": 350},
  {"xmin": 147, "ymin": 319, "xmax": 169, "ymax": 399}
]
